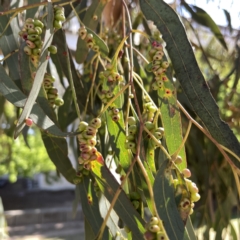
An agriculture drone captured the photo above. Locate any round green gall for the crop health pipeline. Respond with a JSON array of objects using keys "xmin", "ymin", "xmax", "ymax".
[
  {"xmin": 26, "ymin": 18, "xmax": 34, "ymax": 24},
  {"xmin": 34, "ymin": 40, "xmax": 43, "ymax": 48},
  {"xmin": 55, "ymin": 97, "xmax": 64, "ymax": 106},
  {"xmin": 191, "ymin": 192, "xmax": 201, "ymax": 202},
  {"xmin": 93, "ymin": 45, "xmax": 99, "ymax": 52},
  {"xmin": 126, "ymin": 141, "xmax": 136, "ymax": 149},
  {"xmin": 24, "ymin": 46, "xmax": 32, "ymax": 56},
  {"xmin": 27, "ymin": 28, "xmax": 39, "ymax": 35},
  {"xmin": 55, "ymin": 13, "xmax": 66, "ymax": 21},
  {"xmin": 155, "ymin": 127, "xmax": 164, "ymax": 135},
  {"xmin": 128, "ymin": 125, "xmax": 137, "ymax": 135},
  {"xmin": 34, "ymin": 19, "xmax": 44, "ymax": 29},
  {"xmin": 174, "ymin": 155, "xmax": 182, "ymax": 164},
  {"xmin": 127, "ymin": 117, "xmax": 136, "ymax": 125},
  {"xmin": 32, "ymin": 48, "xmax": 41, "ymax": 56},
  {"xmin": 34, "ymin": 26, "xmax": 42, "ymax": 35},
  {"xmin": 112, "ymin": 114, "xmax": 120, "ymax": 122},
  {"xmin": 53, "ymin": 20, "xmax": 62, "ymax": 29},
  {"xmin": 79, "ymin": 26, "xmax": 87, "ymax": 39},
  {"xmin": 89, "ymin": 118, "xmax": 101, "ymax": 129},
  {"xmin": 149, "ymin": 225, "xmax": 160, "ymax": 233},
  {"xmin": 126, "ymin": 135, "xmax": 135, "ymax": 141},
  {"xmin": 161, "ymin": 61, "xmax": 169, "ymax": 69},
  {"xmin": 149, "ymin": 216, "xmax": 159, "ymax": 226},
  {"xmin": 144, "ymin": 121, "xmax": 154, "ymax": 131},
  {"xmin": 48, "ymin": 45, "xmax": 57, "ymax": 54},
  {"xmin": 27, "ymin": 34, "xmax": 40, "ymax": 42}
]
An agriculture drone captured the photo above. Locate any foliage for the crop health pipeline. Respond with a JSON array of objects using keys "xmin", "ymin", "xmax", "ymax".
[{"xmin": 0, "ymin": 0, "xmax": 239, "ymax": 239}]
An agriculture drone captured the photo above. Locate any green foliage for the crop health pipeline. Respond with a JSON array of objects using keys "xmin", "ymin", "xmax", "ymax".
[{"xmin": 0, "ymin": 0, "xmax": 239, "ymax": 239}]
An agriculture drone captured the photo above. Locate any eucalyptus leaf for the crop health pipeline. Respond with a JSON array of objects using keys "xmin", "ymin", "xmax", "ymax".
[{"xmin": 139, "ymin": 0, "xmax": 240, "ymax": 169}]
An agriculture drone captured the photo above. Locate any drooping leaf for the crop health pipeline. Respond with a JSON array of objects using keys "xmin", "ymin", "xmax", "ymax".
[
  {"xmin": 82, "ymin": 0, "xmax": 107, "ymax": 30},
  {"xmin": 140, "ymin": 0, "xmax": 240, "ymax": 169},
  {"xmin": 0, "ymin": 7, "xmax": 20, "ymax": 83},
  {"xmin": 105, "ymin": 87, "xmax": 131, "ymax": 171},
  {"xmin": 91, "ymin": 159, "xmax": 146, "ymax": 239},
  {"xmin": 158, "ymin": 65, "xmax": 187, "ymax": 170},
  {"xmin": 41, "ymin": 133, "xmax": 76, "ymax": 183},
  {"xmin": 0, "ymin": 64, "xmax": 69, "ymax": 137},
  {"xmin": 14, "ymin": 3, "xmax": 55, "ymax": 138},
  {"xmin": 153, "ymin": 159, "xmax": 185, "ymax": 240},
  {"xmin": 52, "ymin": 29, "xmax": 88, "ymax": 111},
  {"xmin": 26, "ymin": 0, "xmax": 40, "ymax": 19},
  {"xmin": 99, "ymin": 195, "xmax": 127, "ymax": 239},
  {"xmin": 223, "ymin": 9, "xmax": 232, "ymax": 33},
  {"xmin": 78, "ymin": 177, "xmax": 109, "ymax": 239},
  {"xmin": 181, "ymin": 2, "xmax": 227, "ymax": 50}
]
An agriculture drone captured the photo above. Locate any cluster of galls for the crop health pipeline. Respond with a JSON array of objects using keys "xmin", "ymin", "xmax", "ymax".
[
  {"xmin": 142, "ymin": 98, "xmax": 158, "ymax": 122},
  {"xmin": 77, "ymin": 118, "xmax": 101, "ymax": 180},
  {"xmin": 78, "ymin": 25, "xmax": 99, "ymax": 52},
  {"xmin": 147, "ymin": 41, "xmax": 170, "ymax": 91},
  {"xmin": 125, "ymin": 117, "xmax": 137, "ymax": 153},
  {"xmin": 42, "ymin": 73, "xmax": 64, "ymax": 107},
  {"xmin": 144, "ymin": 121, "xmax": 164, "ymax": 150},
  {"xmin": 19, "ymin": 18, "xmax": 44, "ymax": 67},
  {"xmin": 53, "ymin": 5, "xmax": 66, "ymax": 29},
  {"xmin": 172, "ymin": 169, "xmax": 200, "ymax": 217},
  {"xmin": 144, "ymin": 216, "xmax": 167, "ymax": 240},
  {"xmin": 19, "ymin": 17, "xmax": 58, "ymax": 67},
  {"xmin": 99, "ymin": 64, "xmax": 124, "ymax": 122}
]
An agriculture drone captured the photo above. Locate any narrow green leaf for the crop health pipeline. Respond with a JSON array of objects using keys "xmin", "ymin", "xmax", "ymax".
[
  {"xmin": 99, "ymin": 195, "xmax": 127, "ymax": 239},
  {"xmin": 41, "ymin": 133, "xmax": 76, "ymax": 183},
  {"xmin": 0, "ymin": 11, "xmax": 20, "ymax": 82},
  {"xmin": 91, "ymin": 161, "xmax": 146, "ymax": 239},
  {"xmin": 26, "ymin": 0, "xmax": 40, "ymax": 19},
  {"xmin": 52, "ymin": 29, "xmax": 88, "ymax": 111},
  {"xmin": 186, "ymin": 217, "xmax": 197, "ymax": 240},
  {"xmin": 181, "ymin": 2, "xmax": 227, "ymax": 50},
  {"xmin": 153, "ymin": 159, "xmax": 185, "ymax": 240},
  {"xmin": 76, "ymin": 37, "xmax": 89, "ymax": 64},
  {"xmin": 82, "ymin": 0, "xmax": 106, "ymax": 30},
  {"xmin": 78, "ymin": 177, "xmax": 109, "ymax": 239},
  {"xmin": 14, "ymin": 3, "xmax": 54, "ymax": 138},
  {"xmin": 140, "ymin": 0, "xmax": 240, "ymax": 169},
  {"xmin": 223, "ymin": 9, "xmax": 232, "ymax": 33},
  {"xmin": 0, "ymin": 64, "xmax": 68, "ymax": 137},
  {"xmin": 157, "ymin": 68, "xmax": 186, "ymax": 170}
]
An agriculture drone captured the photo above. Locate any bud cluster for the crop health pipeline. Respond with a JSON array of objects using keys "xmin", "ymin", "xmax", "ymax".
[
  {"xmin": 145, "ymin": 121, "xmax": 164, "ymax": 149},
  {"xmin": 77, "ymin": 118, "xmax": 102, "ymax": 177},
  {"xmin": 172, "ymin": 169, "xmax": 200, "ymax": 215},
  {"xmin": 19, "ymin": 18, "xmax": 44, "ymax": 67},
  {"xmin": 19, "ymin": 17, "xmax": 58, "ymax": 67},
  {"xmin": 53, "ymin": 5, "xmax": 66, "ymax": 29},
  {"xmin": 125, "ymin": 117, "xmax": 137, "ymax": 153},
  {"xmin": 31, "ymin": 72, "xmax": 64, "ymax": 107},
  {"xmin": 144, "ymin": 216, "xmax": 167, "ymax": 240},
  {"xmin": 142, "ymin": 98, "xmax": 158, "ymax": 122},
  {"xmin": 147, "ymin": 41, "xmax": 170, "ymax": 91},
  {"xmin": 99, "ymin": 63, "xmax": 124, "ymax": 105},
  {"xmin": 78, "ymin": 25, "xmax": 100, "ymax": 52}
]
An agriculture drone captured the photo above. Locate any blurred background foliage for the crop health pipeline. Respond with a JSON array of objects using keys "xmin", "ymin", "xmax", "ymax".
[{"xmin": 0, "ymin": 0, "xmax": 239, "ymax": 239}]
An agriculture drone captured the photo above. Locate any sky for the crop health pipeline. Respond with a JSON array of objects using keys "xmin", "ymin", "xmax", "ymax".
[{"xmin": 165, "ymin": 0, "xmax": 240, "ymax": 29}]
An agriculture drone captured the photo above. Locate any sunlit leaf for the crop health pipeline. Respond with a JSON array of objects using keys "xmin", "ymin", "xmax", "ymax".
[
  {"xmin": 181, "ymin": 2, "xmax": 227, "ymax": 50},
  {"xmin": 140, "ymin": 0, "xmax": 240, "ymax": 169}
]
